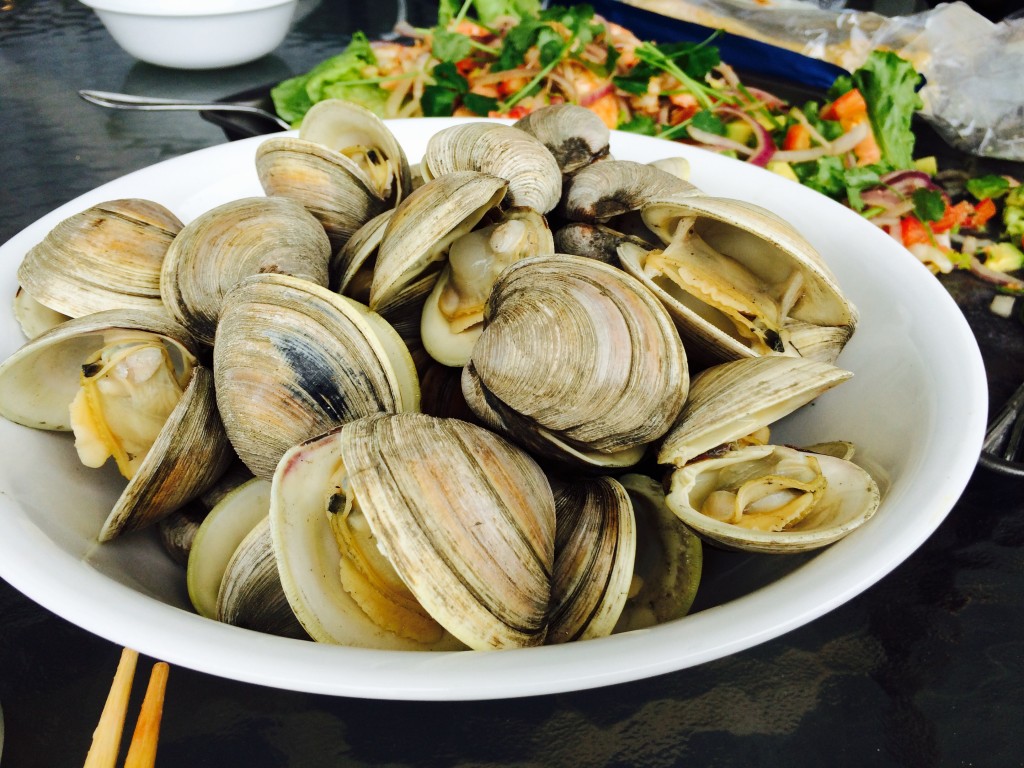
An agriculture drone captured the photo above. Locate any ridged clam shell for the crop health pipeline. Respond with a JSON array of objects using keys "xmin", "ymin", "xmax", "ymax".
[
  {"xmin": 513, "ymin": 104, "xmax": 610, "ymax": 175},
  {"xmin": 369, "ymin": 170, "xmax": 507, "ymax": 313},
  {"xmin": 17, "ymin": 199, "xmax": 181, "ymax": 318},
  {"xmin": 562, "ymin": 161, "xmax": 700, "ymax": 223},
  {"xmin": 298, "ymin": 98, "xmax": 412, "ymax": 208},
  {"xmin": 270, "ymin": 413, "xmax": 555, "ymax": 650},
  {"xmin": 626, "ymin": 195, "xmax": 858, "ymax": 364},
  {"xmin": 421, "ymin": 122, "xmax": 562, "ymax": 213},
  {"xmin": 0, "ymin": 308, "xmax": 233, "ymax": 541},
  {"xmin": 463, "ymin": 254, "xmax": 689, "ymax": 459},
  {"xmin": 664, "ymin": 444, "xmax": 880, "ymax": 553},
  {"xmin": 213, "ymin": 273, "xmax": 419, "ymax": 479},
  {"xmin": 613, "ymin": 474, "xmax": 702, "ymax": 633},
  {"xmin": 255, "ymin": 136, "xmax": 391, "ymax": 250},
  {"xmin": 548, "ymin": 476, "xmax": 635, "ymax": 644},
  {"xmin": 160, "ymin": 196, "xmax": 331, "ymax": 346},
  {"xmin": 657, "ymin": 356, "xmax": 852, "ymax": 468}
]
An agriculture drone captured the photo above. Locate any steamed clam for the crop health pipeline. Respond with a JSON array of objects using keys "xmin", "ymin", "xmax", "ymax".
[
  {"xmin": 213, "ymin": 273, "xmax": 419, "ymax": 479},
  {"xmin": 256, "ymin": 99, "xmax": 412, "ymax": 249},
  {"xmin": 15, "ymin": 199, "xmax": 183, "ymax": 337},
  {"xmin": 659, "ymin": 357, "xmax": 879, "ymax": 553},
  {"xmin": 619, "ymin": 195, "xmax": 858, "ymax": 364},
  {"xmin": 462, "ymin": 253, "xmax": 689, "ymax": 469},
  {"xmin": 0, "ymin": 309, "xmax": 232, "ymax": 540},
  {"xmin": 271, "ymin": 413, "xmax": 555, "ymax": 650}
]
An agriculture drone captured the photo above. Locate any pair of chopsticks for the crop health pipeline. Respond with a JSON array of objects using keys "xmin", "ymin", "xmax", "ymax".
[{"xmin": 83, "ymin": 648, "xmax": 169, "ymax": 768}]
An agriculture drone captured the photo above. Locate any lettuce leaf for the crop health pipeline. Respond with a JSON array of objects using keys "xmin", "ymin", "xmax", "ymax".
[
  {"xmin": 270, "ymin": 32, "xmax": 387, "ymax": 125},
  {"xmin": 842, "ymin": 51, "xmax": 923, "ymax": 170}
]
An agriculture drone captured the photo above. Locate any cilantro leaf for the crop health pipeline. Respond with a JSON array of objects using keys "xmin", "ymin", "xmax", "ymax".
[
  {"xmin": 463, "ymin": 93, "xmax": 500, "ymax": 115},
  {"xmin": 912, "ymin": 188, "xmax": 946, "ymax": 222},
  {"xmin": 421, "ymin": 62, "xmax": 468, "ymax": 117},
  {"xmin": 433, "ymin": 29, "xmax": 474, "ymax": 63},
  {"xmin": 617, "ymin": 114, "xmax": 658, "ymax": 135},
  {"xmin": 689, "ymin": 109, "xmax": 725, "ymax": 136}
]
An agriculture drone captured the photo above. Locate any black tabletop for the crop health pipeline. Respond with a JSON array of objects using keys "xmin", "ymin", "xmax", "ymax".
[{"xmin": 2, "ymin": 1, "xmax": 1023, "ymax": 766}]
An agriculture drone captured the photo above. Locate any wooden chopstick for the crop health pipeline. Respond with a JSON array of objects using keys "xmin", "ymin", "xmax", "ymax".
[{"xmin": 83, "ymin": 649, "xmax": 170, "ymax": 768}]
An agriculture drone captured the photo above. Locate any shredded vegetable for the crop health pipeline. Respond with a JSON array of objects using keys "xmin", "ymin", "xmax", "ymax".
[{"xmin": 271, "ymin": 0, "xmax": 1024, "ymax": 295}]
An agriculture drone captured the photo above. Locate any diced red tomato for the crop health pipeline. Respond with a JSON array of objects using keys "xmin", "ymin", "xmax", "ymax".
[
  {"xmin": 900, "ymin": 216, "xmax": 933, "ymax": 247},
  {"xmin": 455, "ymin": 58, "xmax": 477, "ymax": 77},
  {"xmin": 497, "ymin": 76, "xmax": 530, "ymax": 98},
  {"xmin": 821, "ymin": 89, "xmax": 867, "ymax": 122},
  {"xmin": 965, "ymin": 198, "xmax": 997, "ymax": 228},
  {"xmin": 821, "ymin": 88, "xmax": 881, "ymax": 166},
  {"xmin": 782, "ymin": 123, "xmax": 811, "ymax": 151},
  {"xmin": 931, "ymin": 200, "xmax": 972, "ymax": 233}
]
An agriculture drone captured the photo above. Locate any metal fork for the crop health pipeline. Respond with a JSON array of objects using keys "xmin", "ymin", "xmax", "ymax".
[{"xmin": 78, "ymin": 89, "xmax": 291, "ymax": 130}]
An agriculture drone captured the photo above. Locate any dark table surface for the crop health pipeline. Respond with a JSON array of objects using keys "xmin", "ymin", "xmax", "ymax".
[{"xmin": 2, "ymin": 1, "xmax": 1023, "ymax": 766}]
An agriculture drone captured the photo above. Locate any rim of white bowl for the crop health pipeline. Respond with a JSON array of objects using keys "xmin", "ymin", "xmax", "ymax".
[{"xmin": 78, "ymin": 0, "xmax": 295, "ymax": 16}]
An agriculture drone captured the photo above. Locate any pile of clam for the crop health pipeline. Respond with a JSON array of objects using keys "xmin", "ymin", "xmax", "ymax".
[{"xmin": 0, "ymin": 100, "xmax": 880, "ymax": 651}]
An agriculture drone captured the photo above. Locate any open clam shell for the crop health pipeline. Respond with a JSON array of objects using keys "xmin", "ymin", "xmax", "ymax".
[
  {"xmin": 657, "ymin": 356, "xmax": 852, "ymax": 468},
  {"xmin": 613, "ymin": 474, "xmax": 702, "ymax": 633},
  {"xmin": 0, "ymin": 309, "xmax": 232, "ymax": 541},
  {"xmin": 664, "ymin": 444, "xmax": 880, "ymax": 553},
  {"xmin": 213, "ymin": 273, "xmax": 419, "ymax": 479},
  {"xmin": 270, "ymin": 413, "xmax": 556, "ymax": 650},
  {"xmin": 561, "ymin": 160, "xmax": 700, "ymax": 223},
  {"xmin": 623, "ymin": 195, "xmax": 858, "ymax": 364}
]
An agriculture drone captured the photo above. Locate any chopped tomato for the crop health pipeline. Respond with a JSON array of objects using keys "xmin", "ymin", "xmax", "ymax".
[
  {"xmin": 782, "ymin": 123, "xmax": 811, "ymax": 151},
  {"xmin": 455, "ymin": 58, "xmax": 477, "ymax": 77},
  {"xmin": 900, "ymin": 216, "xmax": 933, "ymax": 247},
  {"xmin": 965, "ymin": 198, "xmax": 997, "ymax": 228},
  {"xmin": 497, "ymin": 76, "xmax": 530, "ymax": 98},
  {"xmin": 488, "ymin": 105, "xmax": 530, "ymax": 120},
  {"xmin": 932, "ymin": 200, "xmax": 972, "ymax": 233},
  {"xmin": 821, "ymin": 89, "xmax": 868, "ymax": 122},
  {"xmin": 454, "ymin": 20, "xmax": 489, "ymax": 36}
]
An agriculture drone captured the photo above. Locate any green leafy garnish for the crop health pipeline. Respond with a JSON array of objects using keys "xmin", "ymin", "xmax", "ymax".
[
  {"xmin": 270, "ymin": 32, "xmax": 388, "ymax": 124},
  {"xmin": 843, "ymin": 51, "xmax": 923, "ymax": 170},
  {"xmin": 617, "ymin": 114, "xmax": 658, "ymax": 135},
  {"xmin": 438, "ymin": 0, "xmax": 540, "ymax": 25},
  {"xmin": 967, "ymin": 175, "xmax": 1012, "ymax": 201},
  {"xmin": 432, "ymin": 28, "xmax": 474, "ymax": 63},
  {"xmin": 614, "ymin": 37, "xmax": 722, "ymax": 110},
  {"xmin": 912, "ymin": 188, "xmax": 946, "ymax": 222}
]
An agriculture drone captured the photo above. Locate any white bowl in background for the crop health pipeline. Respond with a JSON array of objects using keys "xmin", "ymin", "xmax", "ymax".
[
  {"xmin": 0, "ymin": 120, "xmax": 988, "ymax": 700},
  {"xmin": 78, "ymin": 0, "xmax": 298, "ymax": 69}
]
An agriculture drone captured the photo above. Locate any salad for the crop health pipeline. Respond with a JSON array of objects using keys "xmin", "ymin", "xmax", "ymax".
[{"xmin": 271, "ymin": 0, "xmax": 1024, "ymax": 295}]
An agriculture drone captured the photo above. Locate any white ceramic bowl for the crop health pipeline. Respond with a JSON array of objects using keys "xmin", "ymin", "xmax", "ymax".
[
  {"xmin": 78, "ymin": 0, "xmax": 298, "ymax": 69},
  {"xmin": 0, "ymin": 119, "xmax": 987, "ymax": 700}
]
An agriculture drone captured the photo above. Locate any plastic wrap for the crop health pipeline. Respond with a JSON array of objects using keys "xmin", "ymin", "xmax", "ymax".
[{"xmin": 622, "ymin": 0, "xmax": 1024, "ymax": 160}]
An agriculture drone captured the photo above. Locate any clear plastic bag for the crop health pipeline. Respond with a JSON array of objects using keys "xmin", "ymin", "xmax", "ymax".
[{"xmin": 622, "ymin": 0, "xmax": 1024, "ymax": 160}]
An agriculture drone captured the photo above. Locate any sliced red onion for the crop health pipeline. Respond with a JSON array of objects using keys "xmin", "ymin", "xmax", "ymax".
[
  {"xmin": 686, "ymin": 126, "xmax": 755, "ymax": 156},
  {"xmin": 579, "ymin": 83, "xmax": 614, "ymax": 107},
  {"xmin": 969, "ymin": 255, "xmax": 1024, "ymax": 291},
  {"xmin": 880, "ymin": 169, "xmax": 941, "ymax": 195},
  {"xmin": 712, "ymin": 105, "xmax": 776, "ymax": 166}
]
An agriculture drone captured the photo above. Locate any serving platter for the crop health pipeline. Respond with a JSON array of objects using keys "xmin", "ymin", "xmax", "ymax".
[{"xmin": 0, "ymin": 118, "xmax": 987, "ymax": 700}]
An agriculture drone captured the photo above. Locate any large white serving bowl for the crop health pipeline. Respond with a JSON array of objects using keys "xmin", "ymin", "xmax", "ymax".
[
  {"xmin": 0, "ymin": 118, "xmax": 987, "ymax": 700},
  {"xmin": 78, "ymin": 0, "xmax": 298, "ymax": 69}
]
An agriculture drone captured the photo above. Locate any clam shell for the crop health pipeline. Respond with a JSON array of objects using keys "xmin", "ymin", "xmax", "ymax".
[
  {"xmin": 17, "ymin": 199, "xmax": 181, "ymax": 318},
  {"xmin": 213, "ymin": 273, "xmax": 419, "ymax": 479},
  {"xmin": 421, "ymin": 122, "xmax": 562, "ymax": 213},
  {"xmin": 626, "ymin": 195, "xmax": 858, "ymax": 364},
  {"xmin": 160, "ymin": 196, "xmax": 332, "ymax": 346},
  {"xmin": 658, "ymin": 356, "xmax": 852, "ymax": 468},
  {"xmin": 561, "ymin": 160, "xmax": 700, "ymax": 223},
  {"xmin": 217, "ymin": 516, "xmax": 309, "ymax": 639},
  {"xmin": 664, "ymin": 444, "xmax": 880, "ymax": 553},
  {"xmin": 513, "ymin": 104, "xmax": 610, "ymax": 175},
  {"xmin": 369, "ymin": 170, "xmax": 508, "ymax": 313},
  {"xmin": 547, "ymin": 476, "xmax": 635, "ymax": 644},
  {"xmin": 613, "ymin": 474, "xmax": 702, "ymax": 633},
  {"xmin": 463, "ymin": 254, "xmax": 688, "ymax": 460}
]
